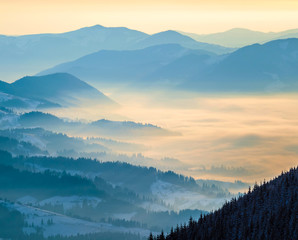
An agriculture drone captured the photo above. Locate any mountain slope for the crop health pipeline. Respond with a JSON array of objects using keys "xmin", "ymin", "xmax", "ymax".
[
  {"xmin": 60, "ymin": 25, "xmax": 148, "ymax": 50},
  {"xmin": 0, "ymin": 152, "xmax": 210, "ymax": 236},
  {"xmin": 183, "ymin": 38, "xmax": 298, "ymax": 92},
  {"xmin": 0, "ymin": 200, "xmax": 149, "ymax": 240},
  {"xmin": 0, "ymin": 89, "xmax": 61, "ymax": 110},
  {"xmin": 154, "ymin": 166, "xmax": 298, "ymax": 240},
  {"xmin": 1, "ymin": 73, "xmax": 115, "ymax": 107},
  {"xmin": 0, "ymin": 80, "xmax": 10, "ymax": 92},
  {"xmin": 41, "ymin": 38, "xmax": 298, "ymax": 92},
  {"xmin": 38, "ymin": 44, "xmax": 214, "ymax": 87},
  {"xmin": 0, "ymin": 25, "xmax": 231, "ymax": 81},
  {"xmin": 0, "ymin": 25, "xmax": 148, "ymax": 81},
  {"xmin": 182, "ymin": 28, "xmax": 298, "ymax": 48},
  {"xmin": 0, "ymin": 151, "xmax": 228, "ymax": 212},
  {"xmin": 144, "ymin": 53, "xmax": 215, "ymax": 85},
  {"xmin": 17, "ymin": 111, "xmax": 176, "ymax": 138},
  {"xmin": 133, "ymin": 31, "xmax": 231, "ymax": 54}
]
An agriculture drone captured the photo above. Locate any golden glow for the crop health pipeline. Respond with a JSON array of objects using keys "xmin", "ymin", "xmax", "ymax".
[
  {"xmin": 47, "ymin": 92, "xmax": 298, "ymax": 183},
  {"xmin": 0, "ymin": 0, "xmax": 298, "ymax": 35},
  {"xmin": 1, "ymin": 0, "xmax": 298, "ymax": 182}
]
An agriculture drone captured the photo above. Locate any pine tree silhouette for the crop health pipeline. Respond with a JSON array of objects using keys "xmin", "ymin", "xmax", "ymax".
[{"xmin": 152, "ymin": 167, "xmax": 298, "ymax": 240}]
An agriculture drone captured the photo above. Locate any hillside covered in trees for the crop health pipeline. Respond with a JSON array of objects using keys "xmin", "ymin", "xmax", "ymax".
[
  {"xmin": 153, "ymin": 167, "xmax": 298, "ymax": 240},
  {"xmin": 0, "ymin": 150, "xmax": 212, "ymax": 239}
]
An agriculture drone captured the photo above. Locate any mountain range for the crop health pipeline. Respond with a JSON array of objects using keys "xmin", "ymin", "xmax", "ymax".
[
  {"xmin": 40, "ymin": 38, "xmax": 298, "ymax": 92},
  {"xmin": 1, "ymin": 23, "xmax": 297, "ymax": 240},
  {"xmin": 131, "ymin": 30, "xmax": 229, "ymax": 54},
  {"xmin": 181, "ymin": 28, "xmax": 298, "ymax": 48},
  {"xmin": 0, "ymin": 150, "xmax": 216, "ymax": 239},
  {"xmin": 182, "ymin": 38, "xmax": 298, "ymax": 92},
  {"xmin": 38, "ymin": 44, "xmax": 213, "ymax": 88},
  {"xmin": 18, "ymin": 111, "xmax": 177, "ymax": 138},
  {"xmin": 0, "ymin": 25, "xmax": 231, "ymax": 81},
  {"xmin": 0, "ymin": 25, "xmax": 146, "ymax": 81}
]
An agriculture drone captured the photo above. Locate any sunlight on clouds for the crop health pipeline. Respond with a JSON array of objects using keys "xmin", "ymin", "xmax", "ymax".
[
  {"xmin": 2, "ymin": 0, "xmax": 296, "ymax": 183},
  {"xmin": 48, "ymin": 92, "xmax": 298, "ymax": 183}
]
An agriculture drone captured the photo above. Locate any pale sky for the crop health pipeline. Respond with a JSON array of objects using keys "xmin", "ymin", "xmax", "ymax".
[{"xmin": 1, "ymin": 0, "xmax": 298, "ymax": 35}]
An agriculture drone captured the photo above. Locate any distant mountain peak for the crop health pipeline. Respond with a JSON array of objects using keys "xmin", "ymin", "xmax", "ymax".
[
  {"xmin": 13, "ymin": 72, "xmax": 88, "ymax": 88},
  {"xmin": 152, "ymin": 30, "xmax": 189, "ymax": 38},
  {"xmin": 90, "ymin": 24, "xmax": 104, "ymax": 28},
  {"xmin": 75, "ymin": 24, "xmax": 142, "ymax": 33},
  {"xmin": 6, "ymin": 73, "xmax": 117, "ymax": 107},
  {"xmin": 77, "ymin": 24, "xmax": 105, "ymax": 31},
  {"xmin": 225, "ymin": 28, "xmax": 261, "ymax": 33},
  {"xmin": 158, "ymin": 30, "xmax": 180, "ymax": 34}
]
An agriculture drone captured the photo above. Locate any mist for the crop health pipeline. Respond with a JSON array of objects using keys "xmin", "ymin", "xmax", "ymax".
[{"xmin": 43, "ymin": 89, "xmax": 298, "ymax": 183}]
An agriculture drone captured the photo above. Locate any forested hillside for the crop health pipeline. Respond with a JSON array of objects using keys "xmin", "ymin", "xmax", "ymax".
[
  {"xmin": 153, "ymin": 167, "xmax": 298, "ymax": 240},
  {"xmin": 0, "ymin": 150, "xmax": 211, "ymax": 239}
]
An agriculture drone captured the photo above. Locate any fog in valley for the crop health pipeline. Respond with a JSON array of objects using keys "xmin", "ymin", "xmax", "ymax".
[
  {"xmin": 44, "ymin": 88, "xmax": 298, "ymax": 183},
  {"xmin": 1, "ymin": 20, "xmax": 297, "ymax": 239}
]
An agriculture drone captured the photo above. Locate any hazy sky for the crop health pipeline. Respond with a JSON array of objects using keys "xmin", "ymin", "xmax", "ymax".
[{"xmin": 1, "ymin": 0, "xmax": 298, "ymax": 35}]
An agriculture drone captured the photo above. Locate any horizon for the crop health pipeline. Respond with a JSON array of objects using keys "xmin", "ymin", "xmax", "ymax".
[
  {"xmin": 1, "ymin": 0, "xmax": 298, "ymax": 35},
  {"xmin": 1, "ymin": 23, "xmax": 298, "ymax": 37}
]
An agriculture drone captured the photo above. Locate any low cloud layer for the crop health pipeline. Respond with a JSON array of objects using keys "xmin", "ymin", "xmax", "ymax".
[{"xmin": 51, "ymin": 91, "xmax": 298, "ymax": 183}]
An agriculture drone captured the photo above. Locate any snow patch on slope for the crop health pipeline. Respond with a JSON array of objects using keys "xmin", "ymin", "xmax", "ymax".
[
  {"xmin": 39, "ymin": 196, "xmax": 102, "ymax": 210},
  {"xmin": 151, "ymin": 180, "xmax": 227, "ymax": 211},
  {"xmin": 1, "ymin": 200, "xmax": 151, "ymax": 238},
  {"xmin": 113, "ymin": 212, "xmax": 137, "ymax": 221}
]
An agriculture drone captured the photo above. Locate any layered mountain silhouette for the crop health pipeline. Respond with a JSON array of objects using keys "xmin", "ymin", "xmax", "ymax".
[
  {"xmin": 40, "ymin": 38, "xmax": 298, "ymax": 92},
  {"xmin": 182, "ymin": 38, "xmax": 298, "ymax": 92},
  {"xmin": 182, "ymin": 28, "xmax": 298, "ymax": 48},
  {"xmin": 18, "ymin": 111, "xmax": 177, "ymax": 138},
  {"xmin": 38, "ymin": 44, "xmax": 214, "ymax": 87},
  {"xmin": 0, "ymin": 73, "xmax": 115, "ymax": 107},
  {"xmin": 0, "ymin": 150, "xmax": 210, "ymax": 237},
  {"xmin": 0, "ymin": 25, "xmax": 230, "ymax": 81},
  {"xmin": 0, "ymin": 80, "xmax": 61, "ymax": 109},
  {"xmin": 132, "ymin": 30, "xmax": 230, "ymax": 54},
  {"xmin": 0, "ymin": 25, "xmax": 147, "ymax": 81}
]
